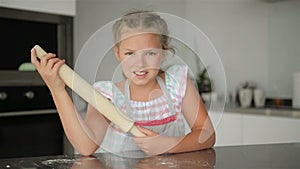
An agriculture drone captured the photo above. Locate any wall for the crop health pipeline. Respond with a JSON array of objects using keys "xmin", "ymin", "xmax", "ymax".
[
  {"xmin": 268, "ymin": 0, "xmax": 300, "ymax": 98},
  {"xmin": 186, "ymin": 0, "xmax": 270, "ymax": 97},
  {"xmin": 185, "ymin": 0, "xmax": 300, "ymax": 99},
  {"xmin": 74, "ymin": 0, "xmax": 300, "ymax": 102}
]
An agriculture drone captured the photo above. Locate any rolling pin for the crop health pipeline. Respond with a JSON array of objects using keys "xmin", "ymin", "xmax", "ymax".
[{"xmin": 33, "ymin": 45, "xmax": 145, "ymax": 137}]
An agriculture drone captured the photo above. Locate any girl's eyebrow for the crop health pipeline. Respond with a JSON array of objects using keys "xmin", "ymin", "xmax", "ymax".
[
  {"xmin": 122, "ymin": 48, "xmax": 134, "ymax": 52},
  {"xmin": 121, "ymin": 48, "xmax": 159, "ymax": 53}
]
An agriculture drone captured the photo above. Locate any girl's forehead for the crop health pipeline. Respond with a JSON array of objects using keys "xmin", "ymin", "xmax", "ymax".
[
  {"xmin": 119, "ymin": 32, "xmax": 162, "ymax": 50},
  {"xmin": 119, "ymin": 27, "xmax": 160, "ymax": 39}
]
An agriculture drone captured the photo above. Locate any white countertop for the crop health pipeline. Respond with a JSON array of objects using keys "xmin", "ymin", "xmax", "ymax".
[{"xmin": 224, "ymin": 107, "xmax": 300, "ymax": 119}]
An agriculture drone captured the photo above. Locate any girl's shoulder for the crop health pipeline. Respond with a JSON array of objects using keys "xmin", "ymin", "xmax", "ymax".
[
  {"xmin": 164, "ymin": 64, "xmax": 188, "ymax": 98},
  {"xmin": 93, "ymin": 80, "xmax": 126, "ymax": 104},
  {"xmin": 93, "ymin": 81, "xmax": 114, "ymax": 100},
  {"xmin": 165, "ymin": 64, "xmax": 188, "ymax": 77},
  {"xmin": 164, "ymin": 64, "xmax": 188, "ymax": 84}
]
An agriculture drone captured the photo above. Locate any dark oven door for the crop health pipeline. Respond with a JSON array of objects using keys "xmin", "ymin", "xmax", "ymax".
[
  {"xmin": 0, "ymin": 86, "xmax": 63, "ymax": 158},
  {"xmin": 0, "ymin": 110, "xmax": 63, "ymax": 158}
]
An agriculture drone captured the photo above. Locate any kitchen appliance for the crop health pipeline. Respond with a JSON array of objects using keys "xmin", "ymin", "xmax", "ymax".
[
  {"xmin": 0, "ymin": 7, "xmax": 73, "ymax": 158},
  {"xmin": 0, "ymin": 85, "xmax": 62, "ymax": 158}
]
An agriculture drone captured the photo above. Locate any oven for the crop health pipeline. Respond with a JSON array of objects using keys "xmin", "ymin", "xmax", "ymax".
[
  {"xmin": 0, "ymin": 86, "xmax": 62, "ymax": 158},
  {"xmin": 0, "ymin": 7, "xmax": 73, "ymax": 158},
  {"xmin": 0, "ymin": 73, "xmax": 66, "ymax": 158}
]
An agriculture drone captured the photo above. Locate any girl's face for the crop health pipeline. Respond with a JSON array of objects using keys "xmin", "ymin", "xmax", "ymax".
[{"xmin": 114, "ymin": 33, "xmax": 165, "ymax": 86}]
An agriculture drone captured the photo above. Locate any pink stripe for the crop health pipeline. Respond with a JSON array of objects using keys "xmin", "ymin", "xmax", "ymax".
[{"xmin": 134, "ymin": 114, "xmax": 177, "ymax": 126}]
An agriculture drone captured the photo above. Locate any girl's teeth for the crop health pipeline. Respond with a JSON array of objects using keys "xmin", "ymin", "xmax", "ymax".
[{"xmin": 135, "ymin": 71, "xmax": 146, "ymax": 75}]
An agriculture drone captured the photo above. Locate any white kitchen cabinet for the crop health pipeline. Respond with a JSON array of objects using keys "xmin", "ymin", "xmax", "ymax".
[
  {"xmin": 0, "ymin": 0, "xmax": 76, "ymax": 16},
  {"xmin": 242, "ymin": 114, "xmax": 300, "ymax": 145},
  {"xmin": 210, "ymin": 111, "xmax": 300, "ymax": 147},
  {"xmin": 210, "ymin": 112, "xmax": 243, "ymax": 147}
]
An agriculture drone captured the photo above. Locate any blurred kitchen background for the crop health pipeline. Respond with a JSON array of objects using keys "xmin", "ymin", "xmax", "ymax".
[{"xmin": 0, "ymin": 0, "xmax": 299, "ymax": 158}]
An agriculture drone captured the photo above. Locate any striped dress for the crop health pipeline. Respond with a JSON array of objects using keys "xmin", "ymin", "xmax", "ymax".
[{"xmin": 93, "ymin": 64, "xmax": 191, "ymax": 156}]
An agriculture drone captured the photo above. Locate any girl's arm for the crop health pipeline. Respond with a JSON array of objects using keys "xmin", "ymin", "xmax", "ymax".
[
  {"xmin": 167, "ymin": 77, "xmax": 216, "ymax": 153},
  {"xmin": 31, "ymin": 49, "xmax": 108, "ymax": 156},
  {"xmin": 134, "ymin": 77, "xmax": 215, "ymax": 155}
]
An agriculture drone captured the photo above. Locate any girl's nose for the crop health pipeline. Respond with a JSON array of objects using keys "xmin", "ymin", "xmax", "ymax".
[{"xmin": 135, "ymin": 52, "xmax": 146, "ymax": 67}]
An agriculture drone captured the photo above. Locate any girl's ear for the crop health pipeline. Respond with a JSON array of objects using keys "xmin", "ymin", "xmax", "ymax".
[{"xmin": 114, "ymin": 45, "xmax": 121, "ymax": 61}]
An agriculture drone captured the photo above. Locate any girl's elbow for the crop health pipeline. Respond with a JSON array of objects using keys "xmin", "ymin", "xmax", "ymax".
[
  {"xmin": 208, "ymin": 131, "xmax": 216, "ymax": 148},
  {"xmin": 79, "ymin": 150, "xmax": 94, "ymax": 156},
  {"xmin": 200, "ymin": 130, "xmax": 216, "ymax": 149},
  {"xmin": 77, "ymin": 145, "xmax": 99, "ymax": 156}
]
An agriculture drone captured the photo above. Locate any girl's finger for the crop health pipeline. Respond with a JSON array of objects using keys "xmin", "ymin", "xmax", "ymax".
[
  {"xmin": 52, "ymin": 59, "xmax": 65, "ymax": 73},
  {"xmin": 45, "ymin": 58, "xmax": 62, "ymax": 70},
  {"xmin": 40, "ymin": 53, "xmax": 56, "ymax": 67},
  {"xmin": 30, "ymin": 48, "xmax": 40, "ymax": 69},
  {"xmin": 136, "ymin": 126, "xmax": 157, "ymax": 136}
]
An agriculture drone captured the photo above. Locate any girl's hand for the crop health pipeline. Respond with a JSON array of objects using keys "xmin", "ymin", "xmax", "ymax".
[
  {"xmin": 134, "ymin": 126, "xmax": 179, "ymax": 156},
  {"xmin": 31, "ymin": 48, "xmax": 66, "ymax": 92}
]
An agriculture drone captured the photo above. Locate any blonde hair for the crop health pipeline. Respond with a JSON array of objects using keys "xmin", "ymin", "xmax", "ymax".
[{"xmin": 112, "ymin": 10, "xmax": 174, "ymax": 53}]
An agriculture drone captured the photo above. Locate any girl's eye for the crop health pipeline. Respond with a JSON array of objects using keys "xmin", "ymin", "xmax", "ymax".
[
  {"xmin": 146, "ymin": 51, "xmax": 157, "ymax": 56},
  {"xmin": 125, "ymin": 52, "xmax": 134, "ymax": 56}
]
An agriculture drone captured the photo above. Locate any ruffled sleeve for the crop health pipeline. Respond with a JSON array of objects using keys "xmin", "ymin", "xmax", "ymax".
[
  {"xmin": 93, "ymin": 81, "xmax": 114, "ymax": 102},
  {"xmin": 165, "ymin": 64, "xmax": 188, "ymax": 101},
  {"xmin": 93, "ymin": 81, "xmax": 126, "ymax": 108}
]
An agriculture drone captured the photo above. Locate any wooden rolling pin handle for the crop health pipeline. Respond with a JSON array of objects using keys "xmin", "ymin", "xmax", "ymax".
[{"xmin": 33, "ymin": 45, "xmax": 145, "ymax": 137}]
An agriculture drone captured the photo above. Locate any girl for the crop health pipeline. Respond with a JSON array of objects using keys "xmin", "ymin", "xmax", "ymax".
[{"xmin": 31, "ymin": 10, "xmax": 215, "ymax": 157}]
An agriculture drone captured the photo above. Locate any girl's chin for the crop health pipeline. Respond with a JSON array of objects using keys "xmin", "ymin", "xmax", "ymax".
[{"xmin": 128, "ymin": 75, "xmax": 152, "ymax": 85}]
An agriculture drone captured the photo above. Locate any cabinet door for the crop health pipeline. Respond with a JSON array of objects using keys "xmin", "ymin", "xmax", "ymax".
[
  {"xmin": 242, "ymin": 114, "xmax": 300, "ymax": 145},
  {"xmin": 210, "ymin": 112, "xmax": 243, "ymax": 147}
]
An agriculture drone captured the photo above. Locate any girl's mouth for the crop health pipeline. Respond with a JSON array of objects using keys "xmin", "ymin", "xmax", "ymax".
[{"xmin": 134, "ymin": 71, "xmax": 147, "ymax": 76}]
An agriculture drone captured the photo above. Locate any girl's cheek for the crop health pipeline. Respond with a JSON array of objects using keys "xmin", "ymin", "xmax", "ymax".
[
  {"xmin": 146, "ymin": 59, "xmax": 161, "ymax": 68},
  {"xmin": 122, "ymin": 61, "xmax": 134, "ymax": 72},
  {"xmin": 121, "ymin": 63, "xmax": 133, "ymax": 78}
]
